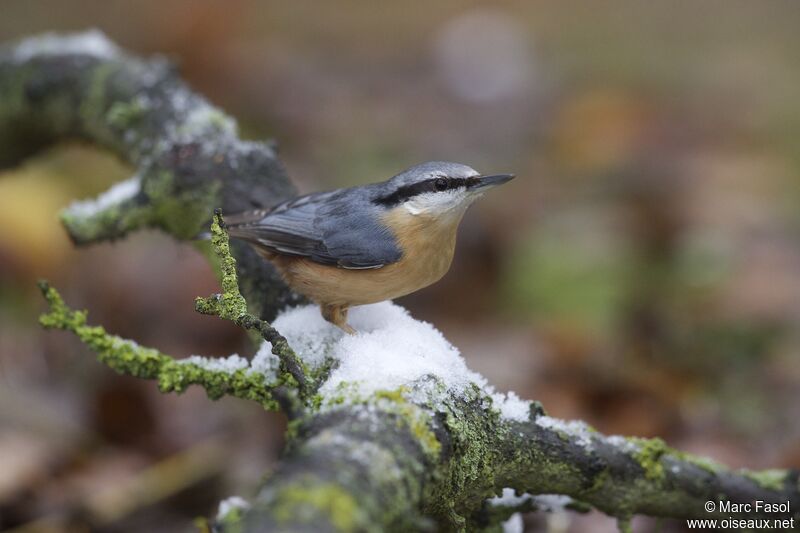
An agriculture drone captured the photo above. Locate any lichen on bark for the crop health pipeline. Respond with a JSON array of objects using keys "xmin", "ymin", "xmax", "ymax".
[{"xmin": 37, "ymin": 280, "xmax": 279, "ymax": 409}]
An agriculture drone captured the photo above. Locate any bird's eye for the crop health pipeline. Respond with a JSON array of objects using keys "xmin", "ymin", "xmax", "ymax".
[{"xmin": 434, "ymin": 178, "xmax": 448, "ymax": 191}]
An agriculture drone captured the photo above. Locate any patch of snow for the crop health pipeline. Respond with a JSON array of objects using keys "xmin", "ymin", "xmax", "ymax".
[
  {"xmin": 502, "ymin": 513, "xmax": 524, "ymax": 533},
  {"xmin": 14, "ymin": 30, "xmax": 120, "ymax": 62},
  {"xmin": 66, "ymin": 177, "xmax": 140, "ymax": 217},
  {"xmin": 401, "ymin": 375, "xmax": 449, "ymax": 412},
  {"xmin": 490, "ymin": 487, "xmax": 531, "ymax": 507},
  {"xmin": 323, "ymin": 303, "xmax": 470, "ymax": 397},
  {"xmin": 605, "ymin": 435, "xmax": 639, "ymax": 454},
  {"xmin": 172, "ymin": 302, "xmax": 533, "ymax": 419},
  {"xmin": 273, "ymin": 302, "xmax": 531, "ymax": 414},
  {"xmin": 271, "ymin": 302, "xmax": 533, "ymax": 417},
  {"xmin": 491, "ymin": 488, "xmax": 573, "ymax": 516},
  {"xmin": 536, "ymin": 416, "xmax": 594, "ymax": 450},
  {"xmin": 491, "ymin": 390, "xmax": 530, "ymax": 422},
  {"xmin": 112, "ymin": 337, "xmax": 140, "ymax": 350},
  {"xmin": 271, "ymin": 304, "xmax": 345, "ymax": 370},
  {"xmin": 180, "ymin": 354, "xmax": 248, "ymax": 373},
  {"xmin": 530, "ymin": 494, "xmax": 572, "ymax": 512},
  {"xmin": 249, "ymin": 341, "xmax": 279, "ymax": 380},
  {"xmin": 184, "ymin": 104, "xmax": 237, "ymax": 136},
  {"xmin": 216, "ymin": 495, "xmax": 249, "ymax": 520},
  {"xmin": 169, "ymin": 91, "xmax": 191, "ymax": 115},
  {"xmin": 176, "ymin": 343, "xmax": 279, "ymax": 382}
]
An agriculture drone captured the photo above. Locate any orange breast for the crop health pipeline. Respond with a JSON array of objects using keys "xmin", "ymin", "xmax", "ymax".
[{"xmin": 266, "ymin": 206, "xmax": 463, "ymax": 307}]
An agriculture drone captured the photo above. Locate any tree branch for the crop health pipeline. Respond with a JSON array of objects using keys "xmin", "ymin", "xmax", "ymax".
[
  {"xmin": 37, "ymin": 280, "xmax": 281, "ymax": 410},
  {"xmin": 0, "ymin": 30, "xmax": 301, "ymax": 320},
  {"xmin": 194, "ymin": 209, "xmax": 314, "ymax": 402},
  {"xmin": 493, "ymin": 415, "xmax": 800, "ymax": 524}
]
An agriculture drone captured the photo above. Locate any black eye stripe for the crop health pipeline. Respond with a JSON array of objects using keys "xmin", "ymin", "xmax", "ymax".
[{"xmin": 375, "ymin": 177, "xmax": 474, "ymax": 206}]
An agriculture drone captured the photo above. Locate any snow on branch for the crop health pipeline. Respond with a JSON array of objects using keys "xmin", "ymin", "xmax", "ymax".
[{"xmin": 37, "ymin": 213, "xmax": 800, "ymax": 532}]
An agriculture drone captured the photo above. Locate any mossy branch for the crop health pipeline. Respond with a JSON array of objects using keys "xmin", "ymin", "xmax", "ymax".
[
  {"xmin": 37, "ymin": 280, "xmax": 280, "ymax": 409},
  {"xmin": 36, "ymin": 210, "xmax": 313, "ymax": 417},
  {"xmin": 59, "ymin": 177, "xmax": 154, "ymax": 244},
  {"xmin": 195, "ymin": 210, "xmax": 313, "ymax": 406},
  {"xmin": 492, "ymin": 416, "xmax": 800, "ymax": 526},
  {"xmin": 1, "ymin": 30, "xmax": 301, "ymax": 321}
]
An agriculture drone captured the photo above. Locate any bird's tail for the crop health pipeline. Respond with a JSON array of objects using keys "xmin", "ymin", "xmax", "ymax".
[
  {"xmin": 193, "ymin": 208, "xmax": 255, "ymax": 240},
  {"xmin": 194, "ymin": 208, "xmax": 271, "ymax": 242},
  {"xmin": 220, "ymin": 209, "xmax": 271, "ymax": 227}
]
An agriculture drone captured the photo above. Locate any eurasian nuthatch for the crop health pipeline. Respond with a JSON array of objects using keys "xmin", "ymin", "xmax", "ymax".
[{"xmin": 226, "ymin": 161, "xmax": 514, "ymax": 333}]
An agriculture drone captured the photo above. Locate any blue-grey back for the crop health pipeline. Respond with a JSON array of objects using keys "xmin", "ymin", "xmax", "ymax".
[
  {"xmin": 226, "ymin": 182, "xmax": 402, "ymax": 268},
  {"xmin": 225, "ymin": 161, "xmax": 478, "ymax": 268}
]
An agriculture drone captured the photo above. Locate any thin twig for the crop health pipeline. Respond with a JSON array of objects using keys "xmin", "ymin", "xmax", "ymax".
[
  {"xmin": 38, "ymin": 280, "xmax": 281, "ymax": 410},
  {"xmin": 194, "ymin": 210, "xmax": 313, "ymax": 405}
]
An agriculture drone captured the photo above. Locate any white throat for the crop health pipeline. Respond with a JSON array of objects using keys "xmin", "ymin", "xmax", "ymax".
[{"xmin": 402, "ymin": 190, "xmax": 480, "ymax": 218}]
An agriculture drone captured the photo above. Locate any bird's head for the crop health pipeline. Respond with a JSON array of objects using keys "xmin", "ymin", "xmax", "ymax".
[{"xmin": 375, "ymin": 161, "xmax": 514, "ymax": 218}]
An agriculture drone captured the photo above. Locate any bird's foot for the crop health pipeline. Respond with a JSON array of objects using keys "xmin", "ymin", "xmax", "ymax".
[{"xmin": 321, "ymin": 304, "xmax": 356, "ymax": 335}]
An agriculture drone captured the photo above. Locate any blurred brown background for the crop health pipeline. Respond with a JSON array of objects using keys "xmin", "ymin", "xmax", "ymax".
[{"xmin": 1, "ymin": 1, "xmax": 799, "ymax": 531}]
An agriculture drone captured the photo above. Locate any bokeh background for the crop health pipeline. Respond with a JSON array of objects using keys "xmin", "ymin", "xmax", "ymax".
[{"xmin": 1, "ymin": 1, "xmax": 799, "ymax": 531}]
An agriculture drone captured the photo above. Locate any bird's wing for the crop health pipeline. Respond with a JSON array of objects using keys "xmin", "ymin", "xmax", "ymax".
[{"xmin": 225, "ymin": 190, "xmax": 402, "ymax": 269}]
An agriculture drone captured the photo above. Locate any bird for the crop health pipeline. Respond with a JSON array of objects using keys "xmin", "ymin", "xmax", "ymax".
[{"xmin": 224, "ymin": 161, "xmax": 514, "ymax": 334}]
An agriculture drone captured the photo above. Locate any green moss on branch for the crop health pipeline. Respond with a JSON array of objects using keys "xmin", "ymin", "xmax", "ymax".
[
  {"xmin": 195, "ymin": 211, "xmax": 312, "ymax": 405},
  {"xmin": 38, "ymin": 210, "xmax": 311, "ymax": 416},
  {"xmin": 38, "ymin": 280, "xmax": 279, "ymax": 409},
  {"xmin": 631, "ymin": 437, "xmax": 668, "ymax": 481},
  {"xmin": 60, "ymin": 195, "xmax": 153, "ymax": 245},
  {"xmin": 271, "ymin": 481, "xmax": 363, "ymax": 532}
]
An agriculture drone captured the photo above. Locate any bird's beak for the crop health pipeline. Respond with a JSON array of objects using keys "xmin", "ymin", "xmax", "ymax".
[{"xmin": 469, "ymin": 173, "xmax": 515, "ymax": 190}]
